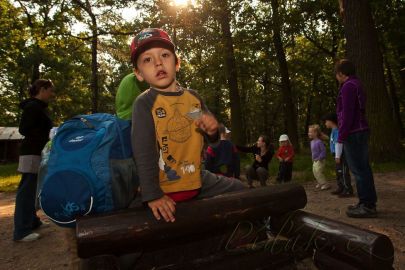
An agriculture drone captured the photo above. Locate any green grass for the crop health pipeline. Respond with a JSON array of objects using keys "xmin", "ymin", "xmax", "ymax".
[
  {"xmin": 370, "ymin": 151, "xmax": 405, "ymax": 173},
  {"xmin": 241, "ymin": 149, "xmax": 405, "ymax": 183},
  {"xmin": 0, "ymin": 163, "xmax": 20, "ymax": 192}
]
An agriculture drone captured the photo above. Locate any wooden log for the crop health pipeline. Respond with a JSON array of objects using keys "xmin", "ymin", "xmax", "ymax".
[
  {"xmin": 269, "ymin": 210, "xmax": 394, "ymax": 270},
  {"xmin": 153, "ymin": 240, "xmax": 298, "ymax": 270},
  {"xmin": 76, "ymin": 183, "xmax": 307, "ymax": 258},
  {"xmin": 313, "ymin": 250, "xmax": 362, "ymax": 270}
]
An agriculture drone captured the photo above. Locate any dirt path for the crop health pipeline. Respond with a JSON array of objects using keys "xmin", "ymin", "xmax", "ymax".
[{"xmin": 0, "ymin": 171, "xmax": 404, "ymax": 269}]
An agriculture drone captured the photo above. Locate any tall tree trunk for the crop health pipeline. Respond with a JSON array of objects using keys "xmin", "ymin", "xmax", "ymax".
[
  {"xmin": 31, "ymin": 61, "xmax": 40, "ymax": 84},
  {"xmin": 338, "ymin": 0, "xmax": 402, "ymax": 160},
  {"xmin": 270, "ymin": 0, "xmax": 300, "ymax": 152},
  {"xmin": 384, "ymin": 56, "xmax": 404, "ymax": 138},
  {"xmin": 215, "ymin": 0, "xmax": 244, "ymax": 145},
  {"xmin": 73, "ymin": 0, "xmax": 99, "ymax": 113},
  {"xmin": 262, "ymin": 75, "xmax": 270, "ymax": 136},
  {"xmin": 90, "ymin": 20, "xmax": 98, "ymax": 113}
]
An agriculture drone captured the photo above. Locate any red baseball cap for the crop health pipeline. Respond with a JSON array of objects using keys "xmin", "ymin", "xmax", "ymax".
[{"xmin": 130, "ymin": 28, "xmax": 175, "ymax": 64}]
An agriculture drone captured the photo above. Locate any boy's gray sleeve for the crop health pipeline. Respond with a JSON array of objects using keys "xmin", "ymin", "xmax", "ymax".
[{"xmin": 131, "ymin": 94, "xmax": 165, "ymax": 202}]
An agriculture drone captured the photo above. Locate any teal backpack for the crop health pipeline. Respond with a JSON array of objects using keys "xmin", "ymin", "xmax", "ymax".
[{"xmin": 39, "ymin": 113, "xmax": 138, "ymax": 227}]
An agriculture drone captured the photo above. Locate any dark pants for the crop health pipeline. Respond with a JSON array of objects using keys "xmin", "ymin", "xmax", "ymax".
[
  {"xmin": 14, "ymin": 173, "xmax": 42, "ymax": 240},
  {"xmin": 276, "ymin": 162, "xmax": 292, "ymax": 183},
  {"xmin": 335, "ymin": 152, "xmax": 352, "ymax": 192},
  {"xmin": 245, "ymin": 165, "xmax": 268, "ymax": 186},
  {"xmin": 343, "ymin": 130, "xmax": 377, "ymax": 208}
]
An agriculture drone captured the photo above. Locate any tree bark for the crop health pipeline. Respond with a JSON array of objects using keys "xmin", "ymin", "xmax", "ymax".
[
  {"xmin": 73, "ymin": 0, "xmax": 99, "ymax": 113},
  {"xmin": 270, "ymin": 0, "xmax": 300, "ymax": 152},
  {"xmin": 215, "ymin": 0, "xmax": 245, "ymax": 145},
  {"xmin": 384, "ymin": 56, "xmax": 404, "ymax": 138},
  {"xmin": 337, "ymin": 0, "xmax": 402, "ymax": 160}
]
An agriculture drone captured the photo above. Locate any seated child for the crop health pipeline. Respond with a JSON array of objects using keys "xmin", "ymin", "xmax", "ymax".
[
  {"xmin": 130, "ymin": 28, "xmax": 246, "ymax": 222},
  {"xmin": 204, "ymin": 123, "xmax": 240, "ymax": 179},
  {"xmin": 308, "ymin": 124, "xmax": 329, "ymax": 190},
  {"xmin": 275, "ymin": 134, "xmax": 294, "ymax": 183}
]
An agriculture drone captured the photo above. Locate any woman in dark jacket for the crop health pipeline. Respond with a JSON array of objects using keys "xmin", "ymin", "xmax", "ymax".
[
  {"xmin": 237, "ymin": 135, "xmax": 274, "ymax": 187},
  {"xmin": 14, "ymin": 79, "xmax": 54, "ymax": 242}
]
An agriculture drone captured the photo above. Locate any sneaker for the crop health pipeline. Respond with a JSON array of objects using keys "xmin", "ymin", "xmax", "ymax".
[
  {"xmin": 16, "ymin": 233, "xmax": 40, "ymax": 242},
  {"xmin": 347, "ymin": 203, "xmax": 361, "ymax": 210},
  {"xmin": 331, "ymin": 188, "xmax": 343, "ymax": 195},
  {"xmin": 315, "ymin": 184, "xmax": 321, "ymax": 189},
  {"xmin": 338, "ymin": 190, "xmax": 354, "ymax": 198},
  {"xmin": 346, "ymin": 204, "xmax": 377, "ymax": 218},
  {"xmin": 321, "ymin": 184, "xmax": 330, "ymax": 190}
]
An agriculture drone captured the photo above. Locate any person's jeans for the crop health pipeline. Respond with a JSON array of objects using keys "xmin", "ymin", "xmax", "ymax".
[
  {"xmin": 13, "ymin": 173, "xmax": 42, "ymax": 240},
  {"xmin": 343, "ymin": 130, "xmax": 377, "ymax": 208},
  {"xmin": 245, "ymin": 165, "xmax": 268, "ymax": 186}
]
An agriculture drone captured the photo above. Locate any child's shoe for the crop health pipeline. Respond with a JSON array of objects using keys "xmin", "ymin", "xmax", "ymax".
[
  {"xmin": 315, "ymin": 183, "xmax": 321, "ymax": 189},
  {"xmin": 321, "ymin": 184, "xmax": 330, "ymax": 190}
]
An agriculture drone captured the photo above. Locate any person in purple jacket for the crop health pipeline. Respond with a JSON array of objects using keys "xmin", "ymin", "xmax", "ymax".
[{"xmin": 335, "ymin": 59, "xmax": 377, "ymax": 218}]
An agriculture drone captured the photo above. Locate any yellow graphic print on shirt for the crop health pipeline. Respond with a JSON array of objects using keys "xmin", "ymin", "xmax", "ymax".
[{"xmin": 152, "ymin": 91, "xmax": 204, "ymax": 193}]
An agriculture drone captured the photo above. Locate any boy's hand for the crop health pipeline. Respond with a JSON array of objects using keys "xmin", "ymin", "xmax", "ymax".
[
  {"xmin": 147, "ymin": 195, "xmax": 176, "ymax": 223},
  {"xmin": 277, "ymin": 157, "xmax": 283, "ymax": 162},
  {"xmin": 335, "ymin": 158, "xmax": 341, "ymax": 164},
  {"xmin": 255, "ymin": 154, "xmax": 262, "ymax": 162},
  {"xmin": 195, "ymin": 113, "xmax": 218, "ymax": 136}
]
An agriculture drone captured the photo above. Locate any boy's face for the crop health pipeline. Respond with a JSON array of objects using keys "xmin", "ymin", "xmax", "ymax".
[
  {"xmin": 324, "ymin": 120, "xmax": 336, "ymax": 129},
  {"xmin": 134, "ymin": 45, "xmax": 179, "ymax": 92}
]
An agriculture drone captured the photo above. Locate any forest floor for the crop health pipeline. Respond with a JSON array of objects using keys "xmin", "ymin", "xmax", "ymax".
[{"xmin": 0, "ymin": 170, "xmax": 404, "ymax": 270}]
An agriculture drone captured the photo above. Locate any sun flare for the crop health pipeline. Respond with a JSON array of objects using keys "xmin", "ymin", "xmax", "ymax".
[{"xmin": 173, "ymin": 0, "xmax": 188, "ymax": 6}]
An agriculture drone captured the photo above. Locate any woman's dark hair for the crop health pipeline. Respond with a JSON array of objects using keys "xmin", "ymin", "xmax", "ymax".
[
  {"xmin": 259, "ymin": 134, "xmax": 273, "ymax": 152},
  {"xmin": 28, "ymin": 79, "xmax": 53, "ymax": 97},
  {"xmin": 335, "ymin": 59, "xmax": 356, "ymax": 76}
]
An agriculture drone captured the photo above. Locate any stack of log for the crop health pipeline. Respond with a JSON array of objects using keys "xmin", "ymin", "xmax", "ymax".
[{"xmin": 75, "ymin": 183, "xmax": 394, "ymax": 269}]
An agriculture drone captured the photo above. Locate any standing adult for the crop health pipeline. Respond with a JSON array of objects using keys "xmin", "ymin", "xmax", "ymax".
[
  {"xmin": 14, "ymin": 79, "xmax": 54, "ymax": 241},
  {"xmin": 335, "ymin": 59, "xmax": 377, "ymax": 218},
  {"xmin": 237, "ymin": 135, "xmax": 274, "ymax": 188}
]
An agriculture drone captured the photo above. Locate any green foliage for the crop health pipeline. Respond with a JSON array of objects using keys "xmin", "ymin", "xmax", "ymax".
[
  {"xmin": 0, "ymin": 0, "xmax": 403, "ymax": 160},
  {"xmin": 0, "ymin": 163, "xmax": 20, "ymax": 192}
]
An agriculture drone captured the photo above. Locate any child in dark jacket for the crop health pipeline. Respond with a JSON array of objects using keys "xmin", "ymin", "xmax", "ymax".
[{"xmin": 204, "ymin": 124, "xmax": 240, "ymax": 178}]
